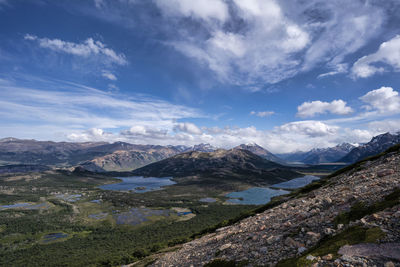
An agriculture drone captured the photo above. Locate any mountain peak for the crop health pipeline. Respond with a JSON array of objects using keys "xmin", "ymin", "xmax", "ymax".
[
  {"xmin": 234, "ymin": 143, "xmax": 285, "ymax": 164},
  {"xmin": 340, "ymin": 132, "xmax": 400, "ymax": 163},
  {"xmin": 0, "ymin": 137, "xmax": 20, "ymax": 142}
]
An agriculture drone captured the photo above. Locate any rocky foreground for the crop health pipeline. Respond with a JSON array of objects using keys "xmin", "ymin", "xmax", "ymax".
[{"xmin": 151, "ymin": 148, "xmax": 400, "ymax": 266}]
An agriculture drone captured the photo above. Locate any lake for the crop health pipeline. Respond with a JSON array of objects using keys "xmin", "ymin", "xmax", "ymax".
[
  {"xmin": 199, "ymin": 197, "xmax": 217, "ymax": 203},
  {"xmin": 0, "ymin": 202, "xmax": 50, "ymax": 210},
  {"xmin": 226, "ymin": 175, "xmax": 320, "ymax": 205},
  {"xmin": 272, "ymin": 175, "xmax": 319, "ymax": 189},
  {"xmin": 226, "ymin": 187, "xmax": 289, "ymax": 205},
  {"xmin": 42, "ymin": 233, "xmax": 68, "ymax": 243},
  {"xmin": 99, "ymin": 176, "xmax": 176, "ymax": 193}
]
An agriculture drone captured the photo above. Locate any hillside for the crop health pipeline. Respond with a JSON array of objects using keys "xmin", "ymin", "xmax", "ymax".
[
  {"xmin": 132, "ymin": 149, "xmax": 300, "ymax": 186},
  {"xmin": 340, "ymin": 132, "xmax": 400, "ymax": 163},
  {"xmin": 149, "ymin": 145, "xmax": 400, "ymax": 266},
  {"xmin": 233, "ymin": 143, "xmax": 285, "ymax": 164}
]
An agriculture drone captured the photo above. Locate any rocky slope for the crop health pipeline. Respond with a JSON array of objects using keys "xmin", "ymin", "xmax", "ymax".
[
  {"xmin": 340, "ymin": 132, "xmax": 400, "ymax": 163},
  {"xmin": 234, "ymin": 143, "xmax": 285, "ymax": 164},
  {"xmin": 132, "ymin": 149, "xmax": 300, "ymax": 186},
  {"xmin": 278, "ymin": 143, "xmax": 355, "ymax": 164},
  {"xmin": 150, "ymin": 146, "xmax": 400, "ymax": 266}
]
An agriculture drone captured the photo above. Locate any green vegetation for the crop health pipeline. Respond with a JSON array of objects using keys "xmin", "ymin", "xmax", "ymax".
[
  {"xmin": 334, "ymin": 188, "xmax": 400, "ymax": 226},
  {"xmin": 277, "ymin": 226, "xmax": 385, "ymax": 267},
  {"xmin": 0, "ymin": 170, "xmax": 253, "ymax": 266}
]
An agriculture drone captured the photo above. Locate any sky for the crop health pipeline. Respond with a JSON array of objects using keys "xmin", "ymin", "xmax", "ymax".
[{"xmin": 0, "ymin": 0, "xmax": 400, "ymax": 153}]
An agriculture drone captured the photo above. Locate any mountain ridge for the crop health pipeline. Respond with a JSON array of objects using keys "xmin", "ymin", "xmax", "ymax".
[
  {"xmin": 132, "ymin": 149, "xmax": 301, "ymax": 186},
  {"xmin": 278, "ymin": 143, "xmax": 355, "ymax": 164},
  {"xmin": 340, "ymin": 132, "xmax": 400, "ymax": 163}
]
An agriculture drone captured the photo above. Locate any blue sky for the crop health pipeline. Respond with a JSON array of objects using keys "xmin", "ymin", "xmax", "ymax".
[{"xmin": 0, "ymin": 0, "xmax": 400, "ymax": 153}]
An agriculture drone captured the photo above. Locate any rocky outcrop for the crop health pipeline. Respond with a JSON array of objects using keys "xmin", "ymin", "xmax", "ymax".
[{"xmin": 151, "ymin": 149, "xmax": 400, "ymax": 266}]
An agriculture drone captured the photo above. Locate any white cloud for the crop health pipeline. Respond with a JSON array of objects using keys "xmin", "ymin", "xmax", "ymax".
[
  {"xmin": 162, "ymin": 0, "xmax": 310, "ymax": 86},
  {"xmin": 277, "ymin": 121, "xmax": 339, "ymax": 137},
  {"xmin": 67, "ymin": 128, "xmax": 114, "ymax": 142},
  {"xmin": 302, "ymin": 2, "xmax": 383, "ymax": 72},
  {"xmin": 173, "ymin": 122, "xmax": 202, "ymax": 135},
  {"xmin": 250, "ymin": 111, "xmax": 275, "ymax": 117},
  {"xmin": 359, "ymin": 86, "xmax": 400, "ymax": 113},
  {"xmin": 318, "ymin": 63, "xmax": 348, "ymax": 78},
  {"xmin": 297, "ymin": 99, "xmax": 353, "ymax": 118},
  {"xmin": 152, "ymin": 0, "xmax": 385, "ymax": 86},
  {"xmin": 24, "ymin": 34, "xmax": 127, "ymax": 66},
  {"xmin": 120, "ymin": 125, "xmax": 168, "ymax": 138},
  {"xmin": 0, "ymin": 76, "xmax": 202, "ymax": 140},
  {"xmin": 154, "ymin": 0, "xmax": 229, "ymax": 22},
  {"xmin": 351, "ymin": 35, "xmax": 400, "ymax": 78},
  {"xmin": 101, "ymin": 70, "xmax": 117, "ymax": 81},
  {"xmin": 367, "ymin": 119, "xmax": 400, "ymax": 134}
]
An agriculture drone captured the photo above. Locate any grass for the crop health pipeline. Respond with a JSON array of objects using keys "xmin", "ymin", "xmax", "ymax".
[
  {"xmin": 277, "ymin": 226, "xmax": 385, "ymax": 267},
  {"xmin": 334, "ymin": 188, "xmax": 400, "ymax": 226}
]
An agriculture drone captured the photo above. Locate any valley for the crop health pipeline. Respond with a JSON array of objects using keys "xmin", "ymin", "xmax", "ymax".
[
  {"xmin": 0, "ymin": 134, "xmax": 399, "ymax": 266},
  {"xmin": 0, "ymin": 151, "xmax": 320, "ymax": 266}
]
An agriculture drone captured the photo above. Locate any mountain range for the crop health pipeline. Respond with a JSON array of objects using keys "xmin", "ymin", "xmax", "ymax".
[
  {"xmin": 1, "ymin": 132, "xmax": 399, "ymax": 172},
  {"xmin": 340, "ymin": 132, "xmax": 400, "ymax": 163},
  {"xmin": 278, "ymin": 143, "xmax": 356, "ymax": 164}
]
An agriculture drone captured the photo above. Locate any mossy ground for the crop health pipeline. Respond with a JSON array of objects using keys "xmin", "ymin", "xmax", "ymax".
[{"xmin": 277, "ymin": 226, "xmax": 385, "ymax": 267}]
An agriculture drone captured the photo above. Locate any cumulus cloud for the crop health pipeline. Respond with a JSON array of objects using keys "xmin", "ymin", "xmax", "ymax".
[
  {"xmin": 120, "ymin": 125, "xmax": 168, "ymax": 138},
  {"xmin": 250, "ymin": 111, "xmax": 275, "ymax": 117},
  {"xmin": 173, "ymin": 122, "xmax": 202, "ymax": 135},
  {"xmin": 67, "ymin": 128, "xmax": 114, "ymax": 142},
  {"xmin": 359, "ymin": 86, "xmax": 400, "ymax": 113},
  {"xmin": 352, "ymin": 35, "xmax": 400, "ymax": 78},
  {"xmin": 277, "ymin": 121, "xmax": 339, "ymax": 137},
  {"xmin": 297, "ymin": 100, "xmax": 353, "ymax": 118},
  {"xmin": 24, "ymin": 34, "xmax": 127, "ymax": 65}
]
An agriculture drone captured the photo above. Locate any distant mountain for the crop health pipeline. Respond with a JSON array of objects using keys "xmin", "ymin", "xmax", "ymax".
[
  {"xmin": 80, "ymin": 149, "xmax": 179, "ymax": 172},
  {"xmin": 0, "ymin": 138, "xmax": 107, "ymax": 166},
  {"xmin": 233, "ymin": 143, "xmax": 285, "ymax": 164},
  {"xmin": 278, "ymin": 143, "xmax": 355, "ymax": 164},
  {"xmin": 183, "ymin": 143, "xmax": 217, "ymax": 153},
  {"xmin": 0, "ymin": 138, "xmax": 183, "ymax": 170},
  {"xmin": 132, "ymin": 149, "xmax": 301, "ymax": 186},
  {"xmin": 340, "ymin": 132, "xmax": 400, "ymax": 163}
]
